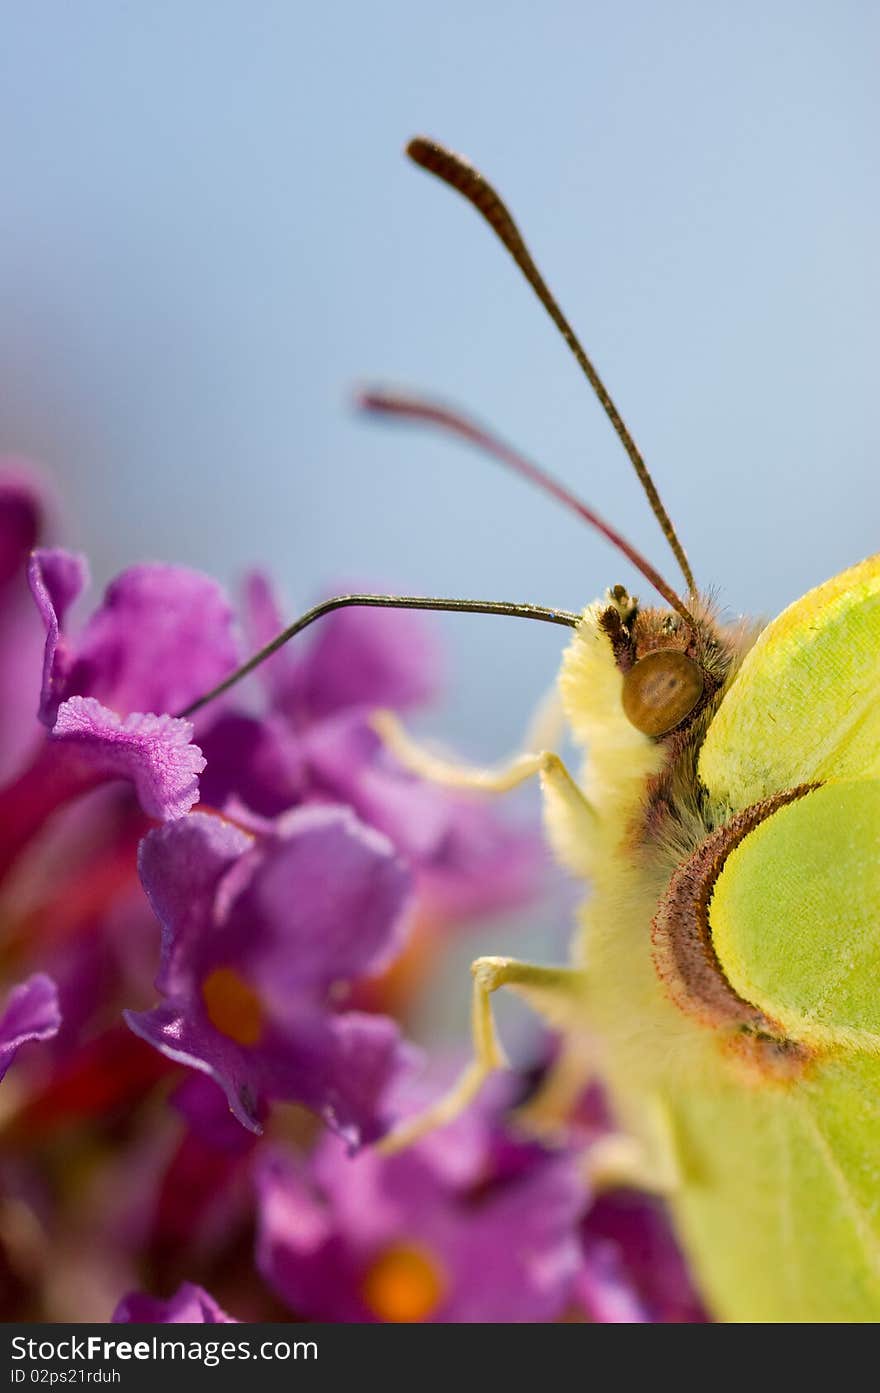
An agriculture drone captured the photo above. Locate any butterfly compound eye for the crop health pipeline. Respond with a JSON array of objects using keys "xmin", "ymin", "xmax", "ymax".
[{"xmin": 621, "ymin": 650, "xmax": 704, "ymax": 737}]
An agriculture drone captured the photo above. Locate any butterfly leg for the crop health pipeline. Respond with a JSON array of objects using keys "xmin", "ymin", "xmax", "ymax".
[
  {"xmin": 377, "ymin": 956, "xmax": 587, "ymax": 1155},
  {"xmin": 372, "ymin": 708, "xmax": 593, "ymax": 811}
]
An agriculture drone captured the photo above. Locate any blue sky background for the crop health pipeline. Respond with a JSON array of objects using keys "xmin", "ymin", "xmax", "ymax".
[{"xmin": 1, "ymin": 1, "xmax": 877, "ymax": 759}]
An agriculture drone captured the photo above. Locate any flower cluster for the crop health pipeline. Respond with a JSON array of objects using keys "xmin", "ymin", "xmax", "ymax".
[{"xmin": 0, "ymin": 461, "xmax": 703, "ymax": 1323}]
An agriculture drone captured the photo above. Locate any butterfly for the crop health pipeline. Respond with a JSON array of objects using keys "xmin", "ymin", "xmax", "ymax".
[{"xmin": 184, "ymin": 138, "xmax": 880, "ymax": 1322}]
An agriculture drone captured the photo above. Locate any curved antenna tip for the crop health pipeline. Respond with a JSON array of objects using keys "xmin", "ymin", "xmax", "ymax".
[{"xmin": 400, "ymin": 133, "xmax": 697, "ymax": 598}]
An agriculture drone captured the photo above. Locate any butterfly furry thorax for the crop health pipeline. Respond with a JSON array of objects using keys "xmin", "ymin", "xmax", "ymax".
[{"xmin": 553, "ymin": 588, "xmax": 768, "ymax": 1082}]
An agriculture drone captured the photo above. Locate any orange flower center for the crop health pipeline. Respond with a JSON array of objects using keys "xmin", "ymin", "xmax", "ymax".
[
  {"xmin": 361, "ymin": 1243, "xmax": 447, "ymax": 1323},
  {"xmin": 201, "ymin": 966, "xmax": 264, "ymax": 1046}
]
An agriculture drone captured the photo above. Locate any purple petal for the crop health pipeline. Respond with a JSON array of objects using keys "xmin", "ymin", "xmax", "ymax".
[
  {"xmin": 28, "ymin": 548, "xmax": 90, "ymax": 725},
  {"xmin": 126, "ymin": 1001, "xmax": 411, "ymax": 1145},
  {"xmin": 0, "ymin": 974, "xmax": 61, "ymax": 1084},
  {"xmin": 112, "ymin": 1282, "xmax": 236, "ymax": 1323},
  {"xmin": 138, "ymin": 812, "xmax": 254, "ymax": 993},
  {"xmin": 125, "ymin": 997, "xmax": 268, "ymax": 1133},
  {"xmin": 225, "ymin": 805, "xmax": 413, "ymax": 993},
  {"xmin": 32, "ymin": 559, "xmax": 239, "ymax": 723},
  {"xmin": 50, "ymin": 696, "xmax": 205, "ymax": 820},
  {"xmin": 69, "ymin": 564, "xmax": 240, "ymax": 717}
]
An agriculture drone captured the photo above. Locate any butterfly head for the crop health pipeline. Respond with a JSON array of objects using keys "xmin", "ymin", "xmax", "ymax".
[{"xmin": 598, "ymin": 587, "xmax": 734, "ymax": 740}]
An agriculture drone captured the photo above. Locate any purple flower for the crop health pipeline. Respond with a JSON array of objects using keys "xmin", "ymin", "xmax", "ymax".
[
  {"xmin": 113, "ymin": 1282, "xmax": 236, "ymax": 1323},
  {"xmin": 126, "ymin": 806, "xmax": 415, "ymax": 1144},
  {"xmin": 3, "ymin": 551, "xmax": 242, "ymax": 831},
  {"xmin": 255, "ymin": 1085, "xmax": 588, "ymax": 1322},
  {"xmin": 49, "ymin": 698, "xmax": 206, "ymax": 822},
  {"xmin": 0, "ymin": 974, "xmax": 61, "ymax": 1085}
]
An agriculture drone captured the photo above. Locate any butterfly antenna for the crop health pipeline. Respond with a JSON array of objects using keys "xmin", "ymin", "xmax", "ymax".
[
  {"xmin": 406, "ymin": 136, "xmax": 696, "ymax": 598},
  {"xmin": 179, "ymin": 595, "xmax": 579, "ymax": 719},
  {"xmin": 358, "ymin": 387, "xmax": 696, "ymax": 626}
]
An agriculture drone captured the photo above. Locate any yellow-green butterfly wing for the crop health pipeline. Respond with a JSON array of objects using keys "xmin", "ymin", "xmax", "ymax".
[
  {"xmin": 669, "ymin": 1062, "xmax": 880, "ymax": 1322},
  {"xmin": 710, "ymin": 779, "xmax": 880, "ymax": 1047},
  {"xmin": 699, "ymin": 554, "xmax": 880, "ymax": 805},
  {"xmin": 661, "ymin": 557, "xmax": 880, "ymax": 1319}
]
